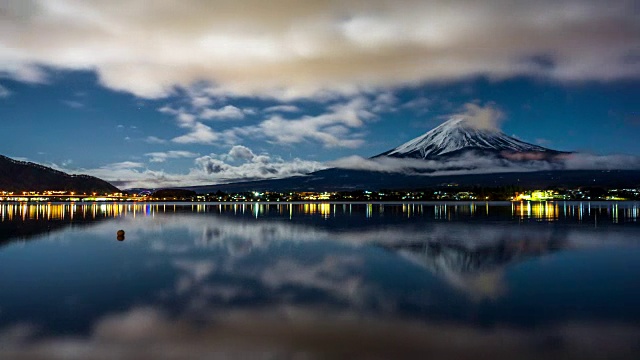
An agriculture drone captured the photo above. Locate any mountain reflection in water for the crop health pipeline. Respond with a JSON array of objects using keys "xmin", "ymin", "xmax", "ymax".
[{"xmin": 0, "ymin": 201, "xmax": 639, "ymax": 359}]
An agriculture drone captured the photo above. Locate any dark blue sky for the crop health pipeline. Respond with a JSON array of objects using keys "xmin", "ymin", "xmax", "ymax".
[{"xmin": 1, "ymin": 0, "xmax": 639, "ymax": 187}]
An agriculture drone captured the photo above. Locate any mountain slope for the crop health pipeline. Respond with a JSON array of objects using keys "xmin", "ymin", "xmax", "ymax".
[
  {"xmin": 0, "ymin": 155, "xmax": 120, "ymax": 193},
  {"xmin": 376, "ymin": 117, "xmax": 566, "ymax": 160}
]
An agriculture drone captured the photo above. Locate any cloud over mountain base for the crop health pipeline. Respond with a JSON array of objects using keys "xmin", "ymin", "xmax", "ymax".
[{"xmin": 330, "ymin": 152, "xmax": 640, "ymax": 177}]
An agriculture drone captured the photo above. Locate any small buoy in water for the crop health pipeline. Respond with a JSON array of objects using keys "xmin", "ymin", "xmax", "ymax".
[{"xmin": 116, "ymin": 229, "xmax": 125, "ymax": 241}]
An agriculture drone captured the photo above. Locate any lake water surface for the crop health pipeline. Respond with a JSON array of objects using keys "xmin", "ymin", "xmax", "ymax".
[{"xmin": 1, "ymin": 201, "xmax": 639, "ymax": 359}]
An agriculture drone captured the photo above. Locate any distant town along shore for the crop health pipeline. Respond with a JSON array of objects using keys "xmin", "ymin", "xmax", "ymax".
[{"xmin": 2, "ymin": 187, "xmax": 639, "ymax": 202}]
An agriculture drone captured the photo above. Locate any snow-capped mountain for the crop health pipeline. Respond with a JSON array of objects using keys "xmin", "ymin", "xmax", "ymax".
[{"xmin": 376, "ymin": 117, "xmax": 565, "ymax": 160}]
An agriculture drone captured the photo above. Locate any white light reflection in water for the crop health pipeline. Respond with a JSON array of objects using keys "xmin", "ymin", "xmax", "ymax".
[{"xmin": 0, "ymin": 201, "xmax": 638, "ymax": 223}]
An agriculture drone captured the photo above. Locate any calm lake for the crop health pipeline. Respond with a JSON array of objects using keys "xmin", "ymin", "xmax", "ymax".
[{"xmin": 1, "ymin": 201, "xmax": 639, "ymax": 359}]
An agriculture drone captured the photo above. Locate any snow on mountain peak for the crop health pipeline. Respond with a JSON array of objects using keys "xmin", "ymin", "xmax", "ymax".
[{"xmin": 378, "ymin": 117, "xmax": 556, "ymax": 159}]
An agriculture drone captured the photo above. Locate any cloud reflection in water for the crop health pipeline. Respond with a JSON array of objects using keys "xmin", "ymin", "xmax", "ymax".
[{"xmin": 0, "ymin": 202, "xmax": 639, "ymax": 358}]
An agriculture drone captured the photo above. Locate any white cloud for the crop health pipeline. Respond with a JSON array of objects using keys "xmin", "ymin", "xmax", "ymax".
[
  {"xmin": 228, "ymin": 145, "xmax": 255, "ymax": 161},
  {"xmin": 176, "ymin": 112, "xmax": 196, "ymax": 126},
  {"xmin": 190, "ymin": 96, "xmax": 213, "ymax": 108},
  {"xmin": 159, "ymin": 95, "xmax": 387, "ymax": 148},
  {"xmin": 101, "ymin": 161, "xmax": 145, "ymax": 170},
  {"xmin": 563, "ymin": 153, "xmax": 640, "ymax": 170},
  {"xmin": 1, "ymin": 1, "xmax": 637, "ymax": 99},
  {"xmin": 82, "ymin": 167, "xmax": 191, "ymax": 189},
  {"xmin": 263, "ymin": 105, "xmax": 301, "ymax": 113},
  {"xmin": 158, "ymin": 103, "xmax": 248, "ymax": 145},
  {"xmin": 157, "ymin": 105, "xmax": 177, "ymax": 115},
  {"xmin": 62, "ymin": 100, "xmax": 84, "ymax": 109},
  {"xmin": 402, "ymin": 96, "xmax": 433, "ymax": 113},
  {"xmin": 371, "ymin": 92, "xmax": 398, "ymax": 113},
  {"xmin": 452, "ymin": 102, "xmax": 505, "ymax": 130},
  {"xmin": 144, "ymin": 136, "xmax": 167, "ymax": 144},
  {"xmin": 0, "ymin": 62, "xmax": 47, "ymax": 83},
  {"xmin": 0, "ymin": 84, "xmax": 11, "ymax": 98},
  {"xmin": 195, "ymin": 148, "xmax": 325, "ymax": 183},
  {"xmin": 328, "ymin": 154, "xmax": 519, "ymax": 174},
  {"xmin": 145, "ymin": 151, "xmax": 200, "ymax": 163},
  {"xmin": 199, "ymin": 105, "xmax": 246, "ymax": 120},
  {"xmin": 330, "ymin": 151, "xmax": 640, "ymax": 176},
  {"xmin": 171, "ymin": 122, "xmax": 220, "ymax": 145},
  {"xmin": 240, "ymin": 96, "xmax": 376, "ymax": 148},
  {"xmin": 47, "ymin": 145, "xmax": 323, "ymax": 188}
]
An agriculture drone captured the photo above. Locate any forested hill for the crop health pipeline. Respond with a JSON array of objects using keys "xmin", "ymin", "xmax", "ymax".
[{"xmin": 0, "ymin": 155, "xmax": 119, "ymax": 193}]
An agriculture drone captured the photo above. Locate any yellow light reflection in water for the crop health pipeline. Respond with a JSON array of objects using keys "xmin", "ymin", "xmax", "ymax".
[
  {"xmin": 301, "ymin": 203, "xmax": 332, "ymax": 219},
  {"xmin": 513, "ymin": 202, "xmax": 559, "ymax": 220},
  {"xmin": 320, "ymin": 203, "xmax": 331, "ymax": 219},
  {"xmin": 0, "ymin": 203, "xmax": 142, "ymax": 221}
]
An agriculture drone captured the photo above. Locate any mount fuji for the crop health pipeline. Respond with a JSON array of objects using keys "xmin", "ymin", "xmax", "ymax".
[
  {"xmin": 375, "ymin": 117, "xmax": 567, "ymax": 161},
  {"xmin": 185, "ymin": 118, "xmax": 640, "ymax": 193}
]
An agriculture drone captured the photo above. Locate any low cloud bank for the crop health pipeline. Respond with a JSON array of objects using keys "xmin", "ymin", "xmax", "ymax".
[
  {"xmin": 53, "ymin": 148, "xmax": 640, "ymax": 189},
  {"xmin": 194, "ymin": 145, "xmax": 325, "ymax": 182},
  {"xmin": 56, "ymin": 145, "xmax": 326, "ymax": 189},
  {"xmin": 330, "ymin": 152, "xmax": 640, "ymax": 176}
]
